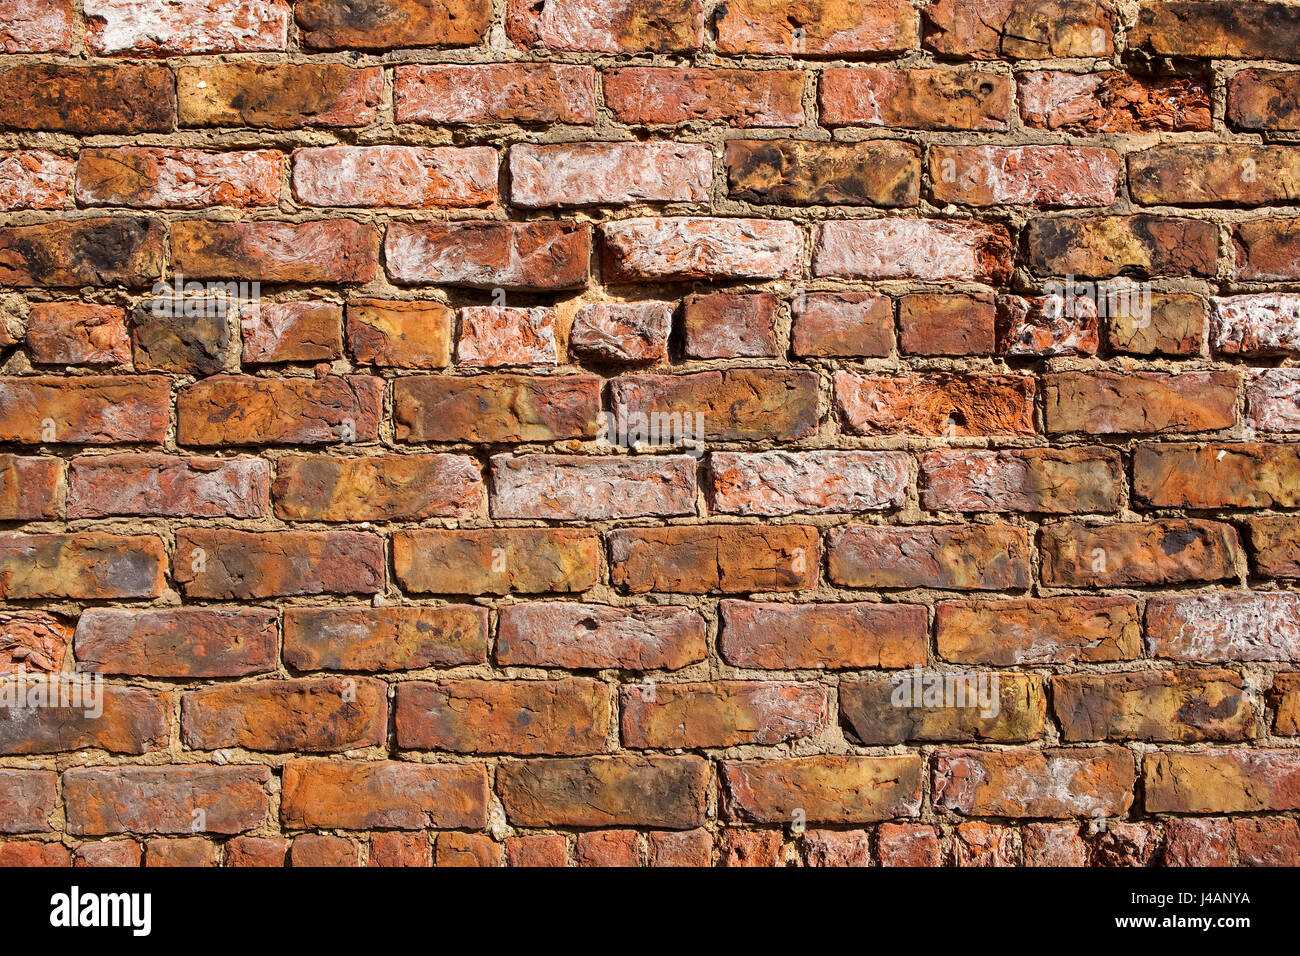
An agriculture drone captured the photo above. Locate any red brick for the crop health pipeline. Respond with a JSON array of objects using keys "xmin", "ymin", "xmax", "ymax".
[
  {"xmin": 291, "ymin": 833, "xmax": 361, "ymax": 867},
  {"xmin": 284, "ymin": 605, "xmax": 487, "ymax": 672},
  {"xmin": 791, "ymin": 291, "xmax": 893, "ymax": 358},
  {"xmin": 0, "ymin": 769, "xmax": 57, "ymax": 833},
  {"xmin": 725, "ymin": 140, "xmax": 920, "ymax": 207},
  {"xmin": 835, "ymin": 371, "xmax": 1035, "ymax": 437},
  {"xmin": 396, "ymin": 678, "xmax": 610, "ymax": 754},
  {"xmin": 717, "ymin": 0, "xmax": 916, "ymax": 55},
  {"xmin": 1212, "ymin": 293, "xmax": 1300, "ymax": 355},
  {"xmin": 0, "ymin": 681, "xmax": 167, "ymax": 755},
  {"xmin": 710, "ymin": 450, "xmax": 907, "ymax": 515},
  {"xmin": 173, "ymin": 220, "xmax": 379, "ymax": 284},
  {"xmin": 386, "ymin": 220, "xmax": 590, "ymax": 289},
  {"xmin": 934, "ymin": 747, "xmax": 1134, "ymax": 818},
  {"xmin": 924, "ymin": 0, "xmax": 1116, "ymax": 58},
  {"xmin": 395, "ymin": 374, "xmax": 600, "ymax": 443},
  {"xmin": 800, "ymin": 829, "xmax": 871, "ymax": 867},
  {"xmin": 458, "ymin": 306, "xmax": 557, "ymax": 367},
  {"xmin": 575, "ymin": 830, "xmax": 639, "ymax": 867},
  {"xmin": 75, "ymin": 841, "xmax": 142, "ymax": 867},
  {"xmin": 1019, "ymin": 70, "xmax": 1210, "ymax": 133},
  {"xmin": 814, "ymin": 219, "xmax": 1012, "ymax": 282},
  {"xmin": 570, "ymin": 302, "xmax": 671, "ymax": 365},
  {"xmin": 995, "ymin": 293, "xmax": 1099, "ymax": 356},
  {"xmin": 225, "ymin": 836, "xmax": 287, "ymax": 867},
  {"xmin": 920, "ymin": 448, "xmax": 1122, "ymax": 513},
  {"xmin": 937, "ymin": 597, "xmax": 1141, "ymax": 665},
  {"xmin": 722, "ymin": 755, "xmax": 923, "ymax": 824},
  {"xmin": 85, "ymin": 0, "xmax": 289, "ymax": 54},
  {"xmin": 603, "ymin": 68, "xmax": 805, "ymax": 127},
  {"xmin": 719, "ymin": 829, "xmax": 783, "ymax": 867},
  {"xmin": 1235, "ymin": 818, "xmax": 1300, "ymax": 867},
  {"xmin": 1249, "ymin": 369, "xmax": 1300, "ymax": 432},
  {"xmin": 511, "ymin": 142, "xmax": 710, "ymax": 207},
  {"xmin": 1135, "ymin": 442, "xmax": 1300, "ymax": 508},
  {"xmin": 498, "ymin": 756, "xmax": 708, "ymax": 829},
  {"xmin": 0, "ymin": 611, "xmax": 71, "ymax": 674},
  {"xmin": 64, "ymin": 765, "xmax": 270, "ymax": 835},
  {"xmin": 175, "ymin": 528, "xmax": 384, "ymax": 598},
  {"xmin": 76, "ymin": 148, "xmax": 280, "ymax": 209},
  {"xmin": 1052, "ymin": 669, "xmax": 1253, "ymax": 743},
  {"xmin": 506, "ymin": 835, "xmax": 567, "ymax": 867},
  {"xmin": 183, "ymin": 677, "xmax": 387, "ymax": 752},
  {"xmin": 1130, "ymin": 1, "xmax": 1300, "ymax": 61},
  {"xmin": 178, "ymin": 374, "xmax": 383, "ymax": 446},
  {"xmin": 1025, "ymin": 215, "xmax": 1217, "ymax": 278},
  {"xmin": 146, "ymin": 838, "xmax": 219, "ymax": 867},
  {"xmin": 0, "ymin": 0, "xmax": 75, "ymax": 52},
  {"xmin": 506, "ymin": 0, "xmax": 703, "ymax": 53},
  {"xmin": 1023, "ymin": 823, "xmax": 1088, "ymax": 866},
  {"xmin": 828, "ymin": 523, "xmax": 1032, "ymax": 591},
  {"xmin": 297, "ymin": 0, "xmax": 489, "ymax": 49},
  {"xmin": 820, "ymin": 68, "xmax": 1011, "ymax": 130},
  {"xmin": 75, "ymin": 607, "xmax": 278, "ymax": 678},
  {"xmin": 1229, "ymin": 69, "xmax": 1300, "ymax": 131},
  {"xmin": 293, "ymin": 146, "xmax": 496, "ymax": 208},
  {"xmin": 931, "ymin": 145, "xmax": 1120, "ymax": 207},
  {"xmin": 720, "ymin": 600, "xmax": 927, "ymax": 670},
  {"xmin": 0, "ymin": 64, "xmax": 175, "ymax": 134},
  {"xmin": 648, "ymin": 829, "xmax": 712, "ymax": 867},
  {"xmin": 610, "ymin": 369, "xmax": 818, "ymax": 442},
  {"xmin": 1039, "ymin": 518, "xmax": 1241, "ymax": 588},
  {"xmin": 1130, "ymin": 144, "xmax": 1300, "ymax": 206},
  {"xmin": 281, "ymin": 759, "xmax": 487, "ymax": 830},
  {"xmin": 0, "ymin": 455, "xmax": 63, "ymax": 520},
  {"xmin": 274, "ymin": 453, "xmax": 481, "ymax": 521},
  {"xmin": 1234, "ymin": 222, "xmax": 1300, "ymax": 282},
  {"xmin": 878, "ymin": 823, "xmax": 941, "ymax": 866},
  {"xmin": 841, "ymin": 673, "xmax": 1046, "ymax": 745},
  {"xmin": 0, "ymin": 842, "xmax": 70, "ymax": 866},
  {"xmin": 395, "ymin": 64, "xmax": 596, "ymax": 125},
  {"xmin": 1144, "ymin": 749, "xmax": 1300, "ymax": 814},
  {"xmin": 1044, "ymin": 370, "xmax": 1238, "ymax": 434},
  {"xmin": 0, "ymin": 218, "xmax": 166, "ymax": 287},
  {"xmin": 683, "ymin": 292, "xmax": 778, "ymax": 359},
  {"xmin": 0, "ymin": 150, "xmax": 72, "ymax": 210},
  {"xmin": 610, "ymin": 525, "xmax": 819, "ymax": 593},
  {"xmin": 491, "ymin": 453, "xmax": 695, "ymax": 520},
  {"xmin": 898, "ymin": 292, "xmax": 997, "ymax": 356},
  {"xmin": 497, "ymin": 602, "xmax": 707, "ymax": 671},
  {"xmin": 622, "ymin": 680, "xmax": 827, "ymax": 748},
  {"xmin": 1146, "ymin": 591, "xmax": 1300, "ymax": 663},
  {"xmin": 26, "ymin": 303, "xmax": 130, "ymax": 366},
  {"xmin": 953, "ymin": 822, "xmax": 1017, "ymax": 867},
  {"xmin": 178, "ymin": 63, "xmax": 382, "ymax": 129},
  {"xmin": 433, "ymin": 832, "xmax": 495, "ymax": 867},
  {"xmin": 0, "ymin": 532, "xmax": 166, "ymax": 599},
  {"xmin": 241, "ymin": 301, "xmax": 342, "ymax": 365},
  {"xmin": 394, "ymin": 527, "xmax": 600, "ymax": 595},
  {"xmin": 602, "ymin": 217, "xmax": 802, "ymax": 282},
  {"xmin": 69, "ymin": 454, "xmax": 270, "ymax": 518},
  {"xmin": 347, "ymin": 300, "xmax": 452, "ymax": 368}
]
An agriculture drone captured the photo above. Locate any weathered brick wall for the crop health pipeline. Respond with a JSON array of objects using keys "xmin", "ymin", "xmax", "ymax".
[{"xmin": 0, "ymin": 0, "xmax": 1297, "ymax": 867}]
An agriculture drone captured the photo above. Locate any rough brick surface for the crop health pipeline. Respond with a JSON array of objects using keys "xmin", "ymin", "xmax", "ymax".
[{"xmin": 0, "ymin": 0, "xmax": 1292, "ymax": 869}]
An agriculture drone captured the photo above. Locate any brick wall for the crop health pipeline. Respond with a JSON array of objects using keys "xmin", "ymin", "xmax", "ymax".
[{"xmin": 0, "ymin": 0, "xmax": 1297, "ymax": 867}]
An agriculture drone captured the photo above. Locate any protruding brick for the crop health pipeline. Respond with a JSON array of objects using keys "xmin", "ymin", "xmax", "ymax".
[
  {"xmin": 1234, "ymin": 817, "xmax": 1300, "ymax": 866},
  {"xmin": 1130, "ymin": 1, "xmax": 1300, "ymax": 61},
  {"xmin": 1249, "ymin": 369, "xmax": 1300, "ymax": 432},
  {"xmin": 1212, "ymin": 294, "xmax": 1300, "ymax": 355},
  {"xmin": 0, "ymin": 455, "xmax": 63, "ymax": 520},
  {"xmin": 1229, "ymin": 69, "xmax": 1300, "ymax": 131},
  {"xmin": 1234, "ymin": 221, "xmax": 1300, "ymax": 282},
  {"xmin": 1135, "ymin": 442, "xmax": 1300, "ymax": 508},
  {"xmin": 26, "ymin": 304, "xmax": 129, "ymax": 366},
  {"xmin": 1249, "ymin": 515, "xmax": 1300, "ymax": 578},
  {"xmin": 0, "ymin": 0, "xmax": 75, "ymax": 52},
  {"xmin": 1130, "ymin": 144, "xmax": 1300, "ymax": 206}
]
